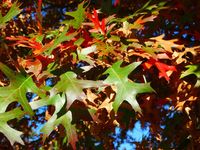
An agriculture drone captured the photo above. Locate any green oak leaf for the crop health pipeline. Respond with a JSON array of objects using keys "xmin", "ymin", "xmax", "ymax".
[
  {"xmin": 63, "ymin": 1, "xmax": 86, "ymax": 29},
  {"xmin": 30, "ymin": 94, "xmax": 77, "ymax": 147},
  {"xmin": 180, "ymin": 64, "xmax": 200, "ymax": 87},
  {"xmin": 103, "ymin": 60, "xmax": 154, "ymax": 113},
  {"xmin": 0, "ymin": 2, "xmax": 21, "ymax": 28},
  {"xmin": 0, "ymin": 62, "xmax": 45, "ymax": 115},
  {"xmin": 51, "ymin": 71, "xmax": 104, "ymax": 109},
  {"xmin": 0, "ymin": 108, "xmax": 24, "ymax": 145}
]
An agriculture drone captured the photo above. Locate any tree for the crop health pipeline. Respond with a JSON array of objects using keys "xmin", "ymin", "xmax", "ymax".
[{"xmin": 0, "ymin": 0, "xmax": 199, "ymax": 149}]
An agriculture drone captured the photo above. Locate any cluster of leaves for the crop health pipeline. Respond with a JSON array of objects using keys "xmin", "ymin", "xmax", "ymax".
[{"xmin": 0, "ymin": 0, "xmax": 199, "ymax": 149}]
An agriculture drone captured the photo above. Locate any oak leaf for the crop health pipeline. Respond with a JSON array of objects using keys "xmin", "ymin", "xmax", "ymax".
[
  {"xmin": 103, "ymin": 61, "xmax": 154, "ymax": 113},
  {"xmin": 150, "ymin": 34, "xmax": 184, "ymax": 52},
  {"xmin": 181, "ymin": 64, "xmax": 200, "ymax": 87},
  {"xmin": 51, "ymin": 71, "xmax": 104, "ymax": 109},
  {"xmin": 86, "ymin": 9, "xmax": 106, "ymax": 35},
  {"xmin": 143, "ymin": 58, "xmax": 177, "ymax": 81},
  {"xmin": 0, "ymin": 108, "xmax": 24, "ymax": 145},
  {"xmin": 0, "ymin": 62, "xmax": 45, "ymax": 115},
  {"xmin": 30, "ymin": 94, "xmax": 78, "ymax": 149}
]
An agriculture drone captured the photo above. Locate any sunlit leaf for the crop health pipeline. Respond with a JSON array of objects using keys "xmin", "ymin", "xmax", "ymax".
[
  {"xmin": 77, "ymin": 45, "xmax": 96, "ymax": 66},
  {"xmin": 0, "ymin": 2, "xmax": 21, "ymax": 27},
  {"xmin": 181, "ymin": 64, "xmax": 200, "ymax": 87},
  {"xmin": 0, "ymin": 62, "xmax": 45, "ymax": 115},
  {"xmin": 143, "ymin": 58, "xmax": 177, "ymax": 81},
  {"xmin": 150, "ymin": 34, "xmax": 184, "ymax": 52},
  {"xmin": 0, "ymin": 108, "xmax": 24, "ymax": 145},
  {"xmin": 86, "ymin": 9, "xmax": 106, "ymax": 35},
  {"xmin": 63, "ymin": 1, "xmax": 86, "ymax": 29},
  {"xmin": 172, "ymin": 46, "xmax": 200, "ymax": 64},
  {"xmin": 51, "ymin": 71, "xmax": 104, "ymax": 109},
  {"xmin": 103, "ymin": 61, "xmax": 154, "ymax": 113}
]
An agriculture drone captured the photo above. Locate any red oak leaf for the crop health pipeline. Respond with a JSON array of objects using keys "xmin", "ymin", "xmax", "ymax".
[
  {"xmin": 7, "ymin": 36, "xmax": 42, "ymax": 49},
  {"xmin": 36, "ymin": 55, "xmax": 54, "ymax": 69},
  {"xmin": 81, "ymin": 29, "xmax": 93, "ymax": 47},
  {"xmin": 86, "ymin": 9, "xmax": 106, "ymax": 35},
  {"xmin": 143, "ymin": 58, "xmax": 177, "ymax": 81}
]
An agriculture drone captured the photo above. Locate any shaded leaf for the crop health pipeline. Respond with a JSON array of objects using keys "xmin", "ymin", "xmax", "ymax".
[
  {"xmin": 46, "ymin": 29, "xmax": 78, "ymax": 54},
  {"xmin": 30, "ymin": 94, "xmax": 77, "ymax": 148}
]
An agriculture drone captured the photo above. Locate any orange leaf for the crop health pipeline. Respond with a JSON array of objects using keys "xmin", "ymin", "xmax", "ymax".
[{"xmin": 6, "ymin": 36, "xmax": 53, "ymax": 55}]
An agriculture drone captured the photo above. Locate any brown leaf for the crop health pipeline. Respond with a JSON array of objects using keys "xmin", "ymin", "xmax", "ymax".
[
  {"xmin": 18, "ymin": 58, "xmax": 42, "ymax": 76},
  {"xmin": 150, "ymin": 34, "xmax": 184, "ymax": 52},
  {"xmin": 172, "ymin": 46, "xmax": 200, "ymax": 64}
]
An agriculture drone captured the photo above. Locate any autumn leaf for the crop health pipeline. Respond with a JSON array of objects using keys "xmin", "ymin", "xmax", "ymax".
[
  {"xmin": 103, "ymin": 61, "xmax": 154, "ymax": 113},
  {"xmin": 117, "ymin": 15, "xmax": 156, "ymax": 37},
  {"xmin": 132, "ymin": 15, "xmax": 157, "ymax": 30},
  {"xmin": 6, "ymin": 36, "xmax": 40, "ymax": 49},
  {"xmin": 172, "ymin": 46, "xmax": 200, "ymax": 64},
  {"xmin": 18, "ymin": 58, "xmax": 42, "ymax": 76},
  {"xmin": 51, "ymin": 71, "xmax": 104, "ymax": 109},
  {"xmin": 86, "ymin": 9, "xmax": 106, "ymax": 35},
  {"xmin": 143, "ymin": 58, "xmax": 177, "ymax": 81},
  {"xmin": 150, "ymin": 34, "xmax": 184, "ymax": 52},
  {"xmin": 118, "ymin": 21, "xmax": 132, "ymax": 37},
  {"xmin": 181, "ymin": 64, "xmax": 200, "ymax": 87},
  {"xmin": 6, "ymin": 36, "xmax": 53, "ymax": 55},
  {"xmin": 46, "ymin": 29, "xmax": 78, "ymax": 54}
]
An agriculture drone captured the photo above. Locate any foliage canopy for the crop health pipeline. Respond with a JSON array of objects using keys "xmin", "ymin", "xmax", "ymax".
[{"xmin": 0, "ymin": 0, "xmax": 200, "ymax": 149}]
